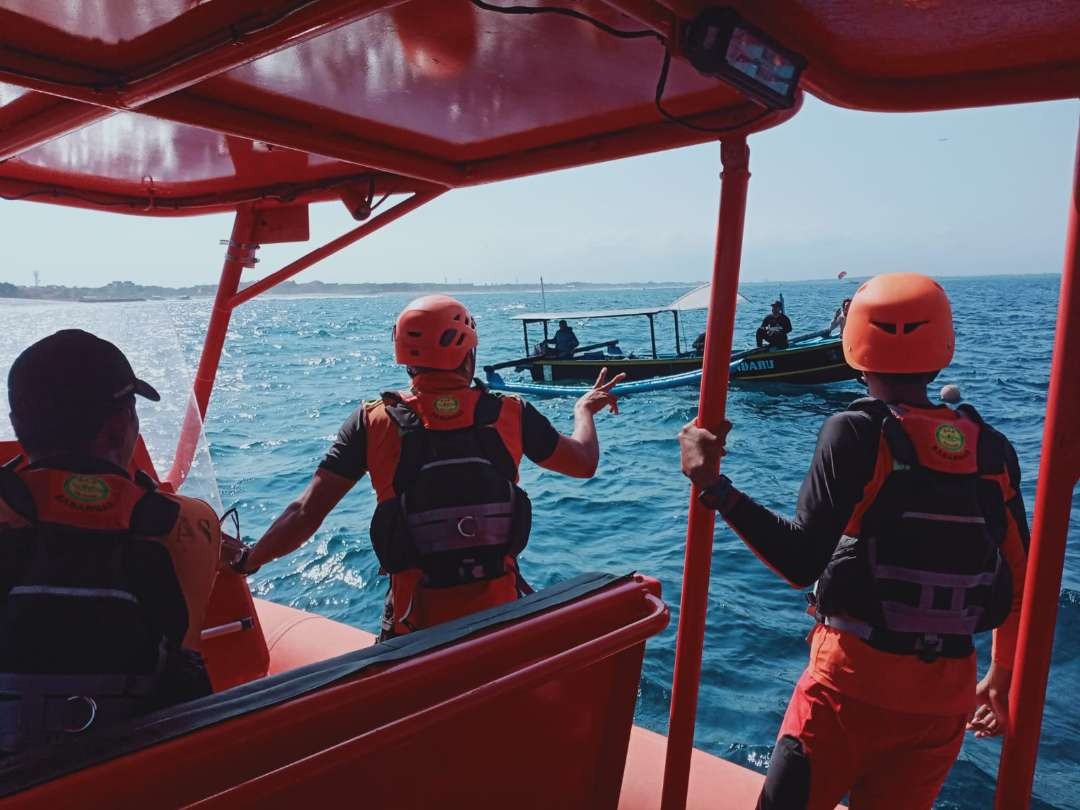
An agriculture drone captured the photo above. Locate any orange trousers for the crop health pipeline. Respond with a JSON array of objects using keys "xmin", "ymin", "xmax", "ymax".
[{"xmin": 757, "ymin": 671, "xmax": 967, "ymax": 810}]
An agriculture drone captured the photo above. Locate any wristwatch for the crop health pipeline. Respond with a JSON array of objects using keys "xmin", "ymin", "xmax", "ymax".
[
  {"xmin": 230, "ymin": 546, "xmax": 261, "ymax": 576},
  {"xmin": 698, "ymin": 474, "xmax": 742, "ymax": 517}
]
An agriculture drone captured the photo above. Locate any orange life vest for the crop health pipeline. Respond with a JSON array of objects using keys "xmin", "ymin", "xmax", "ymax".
[
  {"xmin": 813, "ymin": 400, "xmax": 1013, "ymax": 661},
  {"xmin": 0, "ymin": 460, "xmax": 185, "ymax": 751},
  {"xmin": 365, "ymin": 385, "xmax": 531, "ymax": 639}
]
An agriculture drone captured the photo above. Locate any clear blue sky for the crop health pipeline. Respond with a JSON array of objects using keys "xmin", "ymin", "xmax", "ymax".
[{"xmin": 1, "ymin": 96, "xmax": 1076, "ymax": 288}]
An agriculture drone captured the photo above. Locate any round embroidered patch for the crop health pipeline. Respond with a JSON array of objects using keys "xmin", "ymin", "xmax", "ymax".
[
  {"xmin": 63, "ymin": 474, "xmax": 111, "ymax": 504},
  {"xmin": 433, "ymin": 396, "xmax": 460, "ymax": 417},
  {"xmin": 935, "ymin": 423, "xmax": 966, "ymax": 454}
]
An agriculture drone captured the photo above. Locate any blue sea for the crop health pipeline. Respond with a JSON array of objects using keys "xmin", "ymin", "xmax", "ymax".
[{"xmin": 0, "ymin": 275, "xmax": 1075, "ymax": 808}]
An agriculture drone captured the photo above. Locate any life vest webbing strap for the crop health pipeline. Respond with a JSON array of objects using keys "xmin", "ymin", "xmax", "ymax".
[
  {"xmin": 0, "ymin": 672, "xmax": 156, "ymax": 698},
  {"xmin": 0, "ymin": 672, "xmax": 156, "ymax": 752},
  {"xmin": 820, "ymin": 614, "xmax": 970, "ymax": 660},
  {"xmin": 872, "ymin": 564, "xmax": 998, "ymax": 590},
  {"xmin": 8, "ymin": 585, "xmax": 140, "ymax": 604},
  {"xmin": 880, "ymin": 602, "xmax": 982, "ymax": 635},
  {"xmin": 821, "ymin": 614, "xmax": 871, "ymax": 640},
  {"xmin": 418, "ymin": 456, "xmax": 493, "ymax": 471},
  {"xmin": 900, "ymin": 511, "xmax": 986, "ymax": 524}
]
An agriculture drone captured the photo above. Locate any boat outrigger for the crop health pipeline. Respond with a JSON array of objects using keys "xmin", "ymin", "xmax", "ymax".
[
  {"xmin": 484, "ymin": 287, "xmax": 856, "ymax": 394},
  {"xmin": 0, "ymin": 2, "xmax": 1077, "ymax": 809}
]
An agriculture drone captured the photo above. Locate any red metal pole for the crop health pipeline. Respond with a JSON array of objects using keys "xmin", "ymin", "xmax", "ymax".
[
  {"xmin": 995, "ymin": 118, "xmax": 1080, "ymax": 808},
  {"xmin": 228, "ymin": 190, "xmax": 444, "ymax": 308},
  {"xmin": 661, "ymin": 137, "xmax": 750, "ymax": 810},
  {"xmin": 165, "ymin": 205, "xmax": 258, "ymax": 489}
]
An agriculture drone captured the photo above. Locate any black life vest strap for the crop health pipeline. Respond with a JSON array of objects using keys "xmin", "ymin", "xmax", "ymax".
[
  {"xmin": 956, "ymin": 403, "xmax": 1008, "ymax": 476},
  {"xmin": 847, "ymin": 398, "xmax": 919, "ymax": 467},
  {"xmin": 0, "ymin": 457, "xmax": 35, "ymax": 523}
]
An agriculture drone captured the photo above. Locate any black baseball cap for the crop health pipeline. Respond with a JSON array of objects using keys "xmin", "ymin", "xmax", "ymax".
[
  {"xmin": 771, "ymin": 300, "xmax": 783, "ymax": 308},
  {"xmin": 8, "ymin": 329, "xmax": 160, "ymax": 419}
]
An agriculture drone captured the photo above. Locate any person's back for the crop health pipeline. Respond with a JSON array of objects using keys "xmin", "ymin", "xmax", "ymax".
[
  {"xmin": 682, "ymin": 274, "xmax": 1027, "ymax": 809},
  {"xmin": 0, "ymin": 330, "xmax": 213, "ymax": 754},
  {"xmin": 363, "ymin": 373, "xmax": 536, "ymax": 635},
  {"xmin": 236, "ymin": 296, "xmax": 624, "ymax": 639}
]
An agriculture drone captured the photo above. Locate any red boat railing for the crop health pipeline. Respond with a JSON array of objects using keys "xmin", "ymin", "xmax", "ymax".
[
  {"xmin": 995, "ymin": 117, "xmax": 1080, "ymax": 807},
  {"xmin": 187, "ymin": 593, "xmax": 668, "ymax": 808}
]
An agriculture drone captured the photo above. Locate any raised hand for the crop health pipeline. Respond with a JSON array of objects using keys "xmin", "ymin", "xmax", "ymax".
[{"xmin": 574, "ymin": 367, "xmax": 627, "ymax": 416}]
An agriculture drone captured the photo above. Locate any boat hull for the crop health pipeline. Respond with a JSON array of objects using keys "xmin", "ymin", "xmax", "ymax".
[
  {"xmin": 507, "ymin": 337, "xmax": 856, "ymax": 390},
  {"xmin": 728, "ymin": 338, "xmax": 856, "ymax": 384},
  {"xmin": 528, "ymin": 356, "xmax": 701, "ymax": 382}
]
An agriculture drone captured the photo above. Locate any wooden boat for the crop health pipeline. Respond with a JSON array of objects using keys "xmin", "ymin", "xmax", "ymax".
[
  {"xmin": 485, "ymin": 333, "xmax": 853, "ymax": 396},
  {"xmin": 484, "ymin": 284, "xmax": 854, "ymax": 389},
  {"xmin": 510, "ymin": 305, "xmax": 704, "ymax": 381},
  {"xmin": 0, "ymin": 2, "xmax": 1076, "ymax": 809}
]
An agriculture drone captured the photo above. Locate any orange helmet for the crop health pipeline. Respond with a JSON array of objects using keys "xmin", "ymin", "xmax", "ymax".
[
  {"xmin": 842, "ymin": 273, "xmax": 954, "ymax": 374},
  {"xmin": 393, "ymin": 295, "xmax": 478, "ymax": 370}
]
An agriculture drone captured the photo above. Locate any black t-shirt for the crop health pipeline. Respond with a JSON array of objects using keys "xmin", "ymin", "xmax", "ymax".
[
  {"xmin": 759, "ymin": 313, "xmax": 792, "ymax": 333},
  {"xmin": 320, "ymin": 395, "xmax": 561, "ymax": 482}
]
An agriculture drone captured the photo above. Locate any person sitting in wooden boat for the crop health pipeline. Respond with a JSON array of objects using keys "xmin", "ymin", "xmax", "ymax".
[
  {"xmin": 543, "ymin": 319, "xmax": 580, "ymax": 358},
  {"xmin": 0, "ymin": 331, "xmax": 217, "ymax": 754},
  {"xmin": 679, "ymin": 274, "xmax": 1027, "ymax": 809},
  {"xmin": 233, "ymin": 296, "xmax": 624, "ymax": 639},
  {"xmin": 756, "ymin": 300, "xmax": 793, "ymax": 349}
]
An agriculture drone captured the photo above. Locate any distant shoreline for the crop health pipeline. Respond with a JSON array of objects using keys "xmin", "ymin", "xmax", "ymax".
[
  {"xmin": 0, "ymin": 272, "xmax": 1059, "ymax": 303},
  {"xmin": 0, "ymin": 279, "xmax": 700, "ymax": 303}
]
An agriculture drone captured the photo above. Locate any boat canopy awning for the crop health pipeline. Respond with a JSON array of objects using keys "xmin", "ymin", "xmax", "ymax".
[
  {"xmin": 0, "ymin": 1, "xmax": 1075, "ymax": 219},
  {"xmin": 515, "ymin": 306, "xmax": 687, "ymax": 323},
  {"xmin": 516, "ymin": 285, "xmax": 748, "ymax": 322}
]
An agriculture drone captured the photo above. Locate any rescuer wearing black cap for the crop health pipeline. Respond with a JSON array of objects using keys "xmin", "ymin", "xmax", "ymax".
[{"xmin": 0, "ymin": 330, "xmax": 218, "ymax": 753}]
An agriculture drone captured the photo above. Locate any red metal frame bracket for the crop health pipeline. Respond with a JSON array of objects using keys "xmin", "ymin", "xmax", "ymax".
[
  {"xmin": 164, "ymin": 189, "xmax": 444, "ymax": 489},
  {"xmin": 228, "ymin": 190, "xmax": 445, "ymax": 308}
]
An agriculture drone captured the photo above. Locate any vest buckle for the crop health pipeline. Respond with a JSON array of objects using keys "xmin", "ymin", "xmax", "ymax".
[
  {"xmin": 915, "ymin": 633, "xmax": 944, "ymax": 663},
  {"xmin": 63, "ymin": 694, "xmax": 98, "ymax": 734}
]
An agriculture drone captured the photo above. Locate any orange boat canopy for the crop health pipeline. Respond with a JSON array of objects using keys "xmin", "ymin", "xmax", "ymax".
[{"xmin": 0, "ymin": 0, "xmax": 1075, "ymax": 217}]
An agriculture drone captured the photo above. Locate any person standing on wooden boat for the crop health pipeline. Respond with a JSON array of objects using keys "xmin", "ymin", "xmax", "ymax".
[
  {"xmin": 679, "ymin": 273, "xmax": 1028, "ymax": 809},
  {"xmin": 756, "ymin": 300, "xmax": 793, "ymax": 349},
  {"xmin": 0, "ymin": 331, "xmax": 218, "ymax": 753},
  {"xmin": 234, "ymin": 295, "xmax": 623, "ymax": 639}
]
